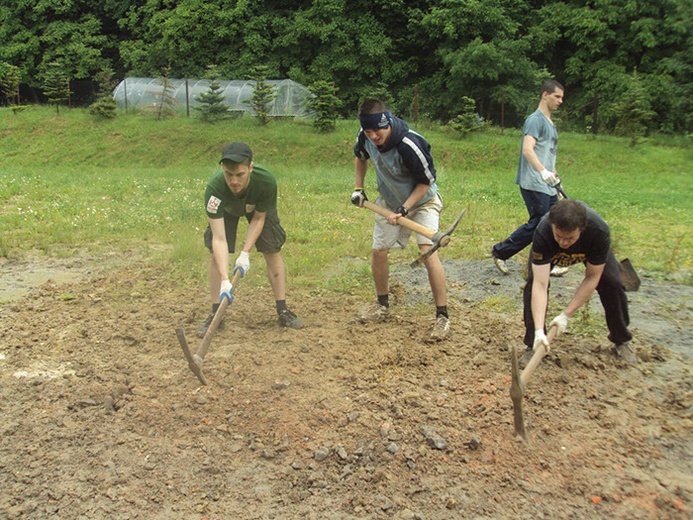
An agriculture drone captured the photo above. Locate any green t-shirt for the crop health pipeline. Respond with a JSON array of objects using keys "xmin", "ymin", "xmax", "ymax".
[{"xmin": 204, "ymin": 164, "xmax": 278, "ymax": 218}]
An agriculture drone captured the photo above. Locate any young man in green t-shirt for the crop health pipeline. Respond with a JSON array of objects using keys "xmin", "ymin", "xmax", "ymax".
[{"xmin": 197, "ymin": 141, "xmax": 302, "ymax": 337}]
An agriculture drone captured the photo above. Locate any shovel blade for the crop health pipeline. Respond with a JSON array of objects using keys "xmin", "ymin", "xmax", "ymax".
[{"xmin": 619, "ymin": 258, "xmax": 640, "ymax": 292}]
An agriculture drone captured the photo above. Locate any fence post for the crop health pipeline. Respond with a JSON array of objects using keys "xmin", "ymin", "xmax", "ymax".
[
  {"xmin": 592, "ymin": 90, "xmax": 599, "ymax": 136},
  {"xmin": 185, "ymin": 79, "xmax": 190, "ymax": 117},
  {"xmin": 501, "ymin": 86, "xmax": 505, "ymax": 134}
]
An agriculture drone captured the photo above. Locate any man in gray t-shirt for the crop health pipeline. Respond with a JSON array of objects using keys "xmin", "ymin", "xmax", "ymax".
[{"xmin": 491, "ymin": 80, "xmax": 565, "ymax": 276}]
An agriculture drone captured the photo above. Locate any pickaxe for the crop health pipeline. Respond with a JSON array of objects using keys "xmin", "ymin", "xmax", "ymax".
[
  {"xmin": 362, "ymin": 200, "xmax": 465, "ymax": 267},
  {"xmin": 509, "ymin": 325, "xmax": 558, "ymax": 441},
  {"xmin": 176, "ymin": 269, "xmax": 243, "ymax": 386}
]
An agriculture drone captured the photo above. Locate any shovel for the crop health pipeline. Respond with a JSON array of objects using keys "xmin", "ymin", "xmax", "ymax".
[
  {"xmin": 176, "ymin": 268, "xmax": 243, "ymax": 385},
  {"xmin": 554, "ymin": 181, "xmax": 640, "ymax": 291}
]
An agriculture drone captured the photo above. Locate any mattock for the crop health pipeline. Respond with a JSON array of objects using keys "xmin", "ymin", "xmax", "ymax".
[
  {"xmin": 362, "ymin": 201, "xmax": 465, "ymax": 267},
  {"xmin": 510, "ymin": 325, "xmax": 558, "ymax": 441},
  {"xmin": 176, "ymin": 269, "xmax": 243, "ymax": 386}
]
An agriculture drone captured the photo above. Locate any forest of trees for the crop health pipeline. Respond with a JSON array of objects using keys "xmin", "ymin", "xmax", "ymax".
[{"xmin": 0, "ymin": 0, "xmax": 690, "ymax": 133}]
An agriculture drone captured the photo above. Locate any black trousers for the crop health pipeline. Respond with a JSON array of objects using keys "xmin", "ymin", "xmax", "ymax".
[{"xmin": 523, "ymin": 249, "xmax": 633, "ymax": 348}]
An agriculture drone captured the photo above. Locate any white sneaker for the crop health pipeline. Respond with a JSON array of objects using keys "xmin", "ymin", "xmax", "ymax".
[
  {"xmin": 493, "ymin": 256, "xmax": 509, "ymax": 275},
  {"xmin": 550, "ymin": 265, "xmax": 570, "ymax": 277},
  {"xmin": 356, "ymin": 303, "xmax": 390, "ymax": 324},
  {"xmin": 429, "ymin": 316, "xmax": 450, "ymax": 341}
]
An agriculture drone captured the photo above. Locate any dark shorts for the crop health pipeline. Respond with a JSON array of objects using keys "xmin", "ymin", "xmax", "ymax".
[{"xmin": 204, "ymin": 209, "xmax": 286, "ymax": 254}]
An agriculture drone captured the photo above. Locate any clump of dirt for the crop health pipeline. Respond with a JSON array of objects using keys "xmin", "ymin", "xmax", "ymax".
[{"xmin": 0, "ymin": 256, "xmax": 690, "ymax": 519}]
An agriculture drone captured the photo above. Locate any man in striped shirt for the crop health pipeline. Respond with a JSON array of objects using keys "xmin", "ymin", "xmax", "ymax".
[{"xmin": 351, "ymin": 99, "xmax": 450, "ymax": 341}]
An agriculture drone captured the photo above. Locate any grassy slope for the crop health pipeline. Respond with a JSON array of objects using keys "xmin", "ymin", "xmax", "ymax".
[{"xmin": 0, "ymin": 107, "xmax": 691, "ymax": 289}]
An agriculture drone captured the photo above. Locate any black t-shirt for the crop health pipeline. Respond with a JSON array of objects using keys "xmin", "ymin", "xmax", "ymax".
[{"xmin": 531, "ymin": 202, "xmax": 611, "ymax": 267}]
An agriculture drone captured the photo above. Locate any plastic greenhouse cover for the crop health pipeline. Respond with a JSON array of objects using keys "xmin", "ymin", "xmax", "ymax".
[{"xmin": 112, "ymin": 77, "xmax": 316, "ymax": 118}]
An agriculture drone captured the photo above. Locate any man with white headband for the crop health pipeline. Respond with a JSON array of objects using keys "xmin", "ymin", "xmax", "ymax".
[{"xmin": 351, "ymin": 98, "xmax": 450, "ymax": 341}]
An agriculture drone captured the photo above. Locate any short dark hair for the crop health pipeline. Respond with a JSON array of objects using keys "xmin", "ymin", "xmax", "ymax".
[
  {"xmin": 541, "ymin": 80, "xmax": 564, "ymax": 96},
  {"xmin": 359, "ymin": 98, "xmax": 387, "ymax": 116},
  {"xmin": 548, "ymin": 199, "xmax": 587, "ymax": 231}
]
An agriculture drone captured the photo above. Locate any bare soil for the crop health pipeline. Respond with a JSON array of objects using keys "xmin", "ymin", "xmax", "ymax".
[{"xmin": 0, "ymin": 254, "xmax": 690, "ymax": 519}]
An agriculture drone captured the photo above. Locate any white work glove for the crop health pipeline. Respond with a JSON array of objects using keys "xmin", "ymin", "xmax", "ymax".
[
  {"xmin": 539, "ymin": 168, "xmax": 559, "ymax": 186},
  {"xmin": 234, "ymin": 251, "xmax": 250, "ymax": 277},
  {"xmin": 533, "ymin": 329, "xmax": 550, "ymax": 352},
  {"xmin": 549, "ymin": 312, "xmax": 569, "ymax": 336},
  {"xmin": 219, "ymin": 279, "xmax": 234, "ymax": 303}
]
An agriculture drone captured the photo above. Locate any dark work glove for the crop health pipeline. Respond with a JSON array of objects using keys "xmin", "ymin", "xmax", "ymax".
[{"xmin": 350, "ymin": 189, "xmax": 367, "ymax": 207}]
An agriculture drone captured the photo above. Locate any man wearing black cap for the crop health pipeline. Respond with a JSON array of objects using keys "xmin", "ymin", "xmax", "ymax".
[
  {"xmin": 197, "ymin": 141, "xmax": 302, "ymax": 337},
  {"xmin": 351, "ymin": 98, "xmax": 450, "ymax": 341}
]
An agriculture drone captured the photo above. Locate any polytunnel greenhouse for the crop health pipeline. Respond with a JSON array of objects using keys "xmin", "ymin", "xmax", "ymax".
[{"xmin": 112, "ymin": 78, "xmax": 316, "ymax": 119}]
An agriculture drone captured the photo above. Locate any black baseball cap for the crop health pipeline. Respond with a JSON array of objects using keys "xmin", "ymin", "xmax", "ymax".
[{"xmin": 220, "ymin": 142, "xmax": 252, "ymax": 163}]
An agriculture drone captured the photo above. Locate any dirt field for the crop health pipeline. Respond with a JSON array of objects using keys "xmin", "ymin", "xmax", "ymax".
[{"xmin": 0, "ymin": 253, "xmax": 690, "ymax": 519}]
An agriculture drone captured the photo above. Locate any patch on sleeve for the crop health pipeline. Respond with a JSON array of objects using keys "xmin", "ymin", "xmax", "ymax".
[
  {"xmin": 532, "ymin": 251, "xmax": 543, "ymax": 261},
  {"xmin": 206, "ymin": 195, "xmax": 221, "ymax": 214}
]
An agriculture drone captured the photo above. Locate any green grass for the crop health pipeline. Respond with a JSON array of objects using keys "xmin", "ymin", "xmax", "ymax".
[{"xmin": 1, "ymin": 106, "xmax": 691, "ymax": 290}]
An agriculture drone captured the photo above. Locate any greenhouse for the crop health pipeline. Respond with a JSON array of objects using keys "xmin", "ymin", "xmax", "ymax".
[{"xmin": 112, "ymin": 77, "xmax": 316, "ymax": 119}]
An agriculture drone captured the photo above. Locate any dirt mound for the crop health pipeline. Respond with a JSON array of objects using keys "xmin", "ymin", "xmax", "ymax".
[{"xmin": 0, "ymin": 258, "xmax": 690, "ymax": 519}]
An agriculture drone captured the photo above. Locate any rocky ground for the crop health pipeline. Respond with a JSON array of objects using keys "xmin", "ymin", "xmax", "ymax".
[{"xmin": 0, "ymin": 254, "xmax": 690, "ymax": 519}]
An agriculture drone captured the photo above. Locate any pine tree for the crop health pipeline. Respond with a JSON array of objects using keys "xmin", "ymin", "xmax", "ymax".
[
  {"xmin": 611, "ymin": 70, "xmax": 656, "ymax": 146},
  {"xmin": 2, "ymin": 65, "xmax": 21, "ymax": 107},
  {"xmin": 448, "ymin": 96, "xmax": 486, "ymax": 137},
  {"xmin": 246, "ymin": 65, "xmax": 276, "ymax": 126},
  {"xmin": 307, "ymin": 80, "xmax": 341, "ymax": 133},
  {"xmin": 194, "ymin": 66, "xmax": 231, "ymax": 123},
  {"xmin": 43, "ymin": 62, "xmax": 70, "ymax": 114},
  {"xmin": 149, "ymin": 67, "xmax": 177, "ymax": 120},
  {"xmin": 88, "ymin": 67, "xmax": 117, "ymax": 119}
]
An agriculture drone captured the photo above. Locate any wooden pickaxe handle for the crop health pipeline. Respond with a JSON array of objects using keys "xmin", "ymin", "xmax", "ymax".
[
  {"xmin": 362, "ymin": 200, "xmax": 437, "ymax": 240},
  {"xmin": 520, "ymin": 325, "xmax": 559, "ymax": 388},
  {"xmin": 195, "ymin": 268, "xmax": 243, "ymax": 361},
  {"xmin": 510, "ymin": 324, "xmax": 559, "ymax": 440}
]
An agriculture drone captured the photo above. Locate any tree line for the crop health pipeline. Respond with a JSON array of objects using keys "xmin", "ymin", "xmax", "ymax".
[{"xmin": 0, "ymin": 0, "xmax": 690, "ymax": 133}]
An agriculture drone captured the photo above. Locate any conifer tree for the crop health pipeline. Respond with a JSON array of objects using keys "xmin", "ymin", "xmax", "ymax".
[
  {"xmin": 151, "ymin": 67, "xmax": 177, "ymax": 120},
  {"xmin": 88, "ymin": 67, "xmax": 117, "ymax": 119},
  {"xmin": 611, "ymin": 70, "xmax": 656, "ymax": 146},
  {"xmin": 2, "ymin": 65, "xmax": 21, "ymax": 107},
  {"xmin": 194, "ymin": 65, "xmax": 231, "ymax": 123},
  {"xmin": 308, "ymin": 80, "xmax": 341, "ymax": 133},
  {"xmin": 246, "ymin": 65, "xmax": 276, "ymax": 126},
  {"xmin": 43, "ymin": 62, "xmax": 70, "ymax": 114}
]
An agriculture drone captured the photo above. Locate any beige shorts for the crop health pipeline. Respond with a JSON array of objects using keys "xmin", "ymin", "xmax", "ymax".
[{"xmin": 372, "ymin": 194, "xmax": 443, "ymax": 250}]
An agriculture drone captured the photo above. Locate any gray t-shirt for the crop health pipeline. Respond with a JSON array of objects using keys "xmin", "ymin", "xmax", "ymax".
[{"xmin": 515, "ymin": 109, "xmax": 558, "ymax": 196}]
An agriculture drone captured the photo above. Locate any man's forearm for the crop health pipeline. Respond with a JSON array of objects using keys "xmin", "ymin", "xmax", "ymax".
[
  {"xmin": 564, "ymin": 276, "xmax": 599, "ymax": 317},
  {"xmin": 403, "ymin": 183, "xmax": 429, "ymax": 211},
  {"xmin": 241, "ymin": 213, "xmax": 266, "ymax": 253},
  {"xmin": 354, "ymin": 158, "xmax": 367, "ymax": 187},
  {"xmin": 213, "ymin": 238, "xmax": 230, "ymax": 280}
]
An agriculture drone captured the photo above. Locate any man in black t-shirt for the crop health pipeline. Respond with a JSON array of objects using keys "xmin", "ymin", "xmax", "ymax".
[{"xmin": 522, "ymin": 199, "xmax": 635, "ymax": 363}]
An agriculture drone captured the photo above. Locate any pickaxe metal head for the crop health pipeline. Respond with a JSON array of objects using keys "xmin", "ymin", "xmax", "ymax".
[
  {"xmin": 410, "ymin": 209, "xmax": 466, "ymax": 268},
  {"xmin": 176, "ymin": 327, "xmax": 208, "ymax": 386}
]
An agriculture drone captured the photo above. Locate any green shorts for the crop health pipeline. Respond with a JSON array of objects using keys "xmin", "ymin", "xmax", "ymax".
[{"xmin": 204, "ymin": 209, "xmax": 286, "ymax": 254}]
